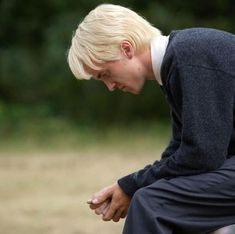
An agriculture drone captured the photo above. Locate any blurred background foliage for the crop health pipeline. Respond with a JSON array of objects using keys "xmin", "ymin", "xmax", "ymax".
[
  {"xmin": 1, "ymin": 3, "xmax": 234, "ymax": 233},
  {"xmin": 0, "ymin": 0, "xmax": 234, "ymax": 138}
]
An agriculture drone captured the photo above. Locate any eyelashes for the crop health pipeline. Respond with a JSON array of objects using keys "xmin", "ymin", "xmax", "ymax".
[{"xmin": 99, "ymin": 71, "xmax": 111, "ymax": 80}]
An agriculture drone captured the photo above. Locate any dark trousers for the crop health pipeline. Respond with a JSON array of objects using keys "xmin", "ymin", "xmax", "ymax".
[{"xmin": 123, "ymin": 156, "xmax": 235, "ymax": 234}]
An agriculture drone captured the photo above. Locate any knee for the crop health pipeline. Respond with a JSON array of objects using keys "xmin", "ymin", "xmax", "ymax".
[
  {"xmin": 130, "ymin": 187, "xmax": 148, "ymax": 206},
  {"xmin": 131, "ymin": 186, "xmax": 162, "ymax": 208},
  {"xmin": 130, "ymin": 187, "xmax": 153, "ymax": 213},
  {"xmin": 131, "ymin": 181, "xmax": 172, "ymax": 209},
  {"xmin": 132, "ymin": 187, "xmax": 150, "ymax": 203},
  {"xmin": 129, "ymin": 186, "xmax": 167, "ymax": 219}
]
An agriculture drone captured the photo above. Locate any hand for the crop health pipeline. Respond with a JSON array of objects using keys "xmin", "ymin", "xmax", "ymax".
[{"xmin": 87, "ymin": 182, "xmax": 131, "ymax": 222}]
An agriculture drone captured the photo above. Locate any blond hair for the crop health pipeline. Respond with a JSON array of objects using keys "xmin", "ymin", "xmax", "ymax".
[{"xmin": 67, "ymin": 4, "xmax": 161, "ymax": 80}]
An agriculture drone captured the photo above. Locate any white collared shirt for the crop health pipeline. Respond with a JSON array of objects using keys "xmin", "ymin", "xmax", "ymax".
[{"xmin": 151, "ymin": 35, "xmax": 169, "ymax": 85}]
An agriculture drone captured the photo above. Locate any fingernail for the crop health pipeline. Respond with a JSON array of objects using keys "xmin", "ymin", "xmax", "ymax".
[
  {"xmin": 87, "ymin": 199, "xmax": 92, "ymax": 204},
  {"xmin": 92, "ymin": 198, "xmax": 98, "ymax": 204}
]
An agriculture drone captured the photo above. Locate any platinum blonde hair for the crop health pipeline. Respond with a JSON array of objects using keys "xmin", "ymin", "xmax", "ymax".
[{"xmin": 67, "ymin": 4, "xmax": 161, "ymax": 80}]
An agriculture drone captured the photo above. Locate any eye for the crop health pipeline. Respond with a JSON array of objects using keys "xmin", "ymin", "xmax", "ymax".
[
  {"xmin": 94, "ymin": 72, "xmax": 102, "ymax": 80},
  {"xmin": 95, "ymin": 71, "xmax": 110, "ymax": 80},
  {"xmin": 97, "ymin": 73, "xmax": 102, "ymax": 80},
  {"xmin": 101, "ymin": 71, "xmax": 110, "ymax": 79}
]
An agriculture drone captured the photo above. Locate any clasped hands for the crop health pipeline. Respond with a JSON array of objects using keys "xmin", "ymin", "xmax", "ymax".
[{"xmin": 87, "ymin": 182, "xmax": 131, "ymax": 222}]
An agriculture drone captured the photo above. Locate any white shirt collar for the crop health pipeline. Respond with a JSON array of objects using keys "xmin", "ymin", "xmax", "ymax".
[{"xmin": 151, "ymin": 35, "xmax": 169, "ymax": 85}]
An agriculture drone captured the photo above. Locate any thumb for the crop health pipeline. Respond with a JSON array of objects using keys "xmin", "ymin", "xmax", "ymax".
[{"xmin": 91, "ymin": 186, "xmax": 113, "ymax": 204}]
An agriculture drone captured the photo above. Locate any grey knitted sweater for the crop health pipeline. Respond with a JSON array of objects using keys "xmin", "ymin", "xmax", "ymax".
[{"xmin": 118, "ymin": 28, "xmax": 235, "ymax": 197}]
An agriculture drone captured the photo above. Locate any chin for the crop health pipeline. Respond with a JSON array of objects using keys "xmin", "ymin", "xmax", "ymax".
[
  {"xmin": 124, "ymin": 86, "xmax": 143, "ymax": 95},
  {"xmin": 133, "ymin": 86, "xmax": 144, "ymax": 95},
  {"xmin": 130, "ymin": 89, "xmax": 141, "ymax": 95}
]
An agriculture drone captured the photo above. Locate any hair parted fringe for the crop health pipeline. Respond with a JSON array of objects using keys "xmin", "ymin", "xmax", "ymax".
[{"xmin": 67, "ymin": 4, "xmax": 161, "ymax": 80}]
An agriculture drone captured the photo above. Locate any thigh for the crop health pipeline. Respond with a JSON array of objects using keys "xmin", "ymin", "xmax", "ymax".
[
  {"xmin": 142, "ymin": 156, "xmax": 235, "ymax": 233},
  {"xmin": 157, "ymin": 156, "xmax": 235, "ymax": 202}
]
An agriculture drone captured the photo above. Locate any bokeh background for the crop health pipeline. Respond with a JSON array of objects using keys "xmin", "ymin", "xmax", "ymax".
[{"xmin": 0, "ymin": 0, "xmax": 234, "ymax": 233}]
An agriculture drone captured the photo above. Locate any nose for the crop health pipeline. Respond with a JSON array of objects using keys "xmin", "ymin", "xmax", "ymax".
[{"xmin": 103, "ymin": 80, "xmax": 116, "ymax": 91}]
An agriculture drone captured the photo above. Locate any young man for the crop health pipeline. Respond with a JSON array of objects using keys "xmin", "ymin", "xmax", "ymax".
[{"xmin": 68, "ymin": 4, "xmax": 235, "ymax": 234}]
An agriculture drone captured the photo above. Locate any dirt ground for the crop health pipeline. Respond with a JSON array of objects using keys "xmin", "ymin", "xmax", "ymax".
[{"xmin": 0, "ymin": 147, "xmax": 162, "ymax": 234}]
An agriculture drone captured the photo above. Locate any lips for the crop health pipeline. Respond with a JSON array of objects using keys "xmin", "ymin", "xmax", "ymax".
[
  {"xmin": 118, "ymin": 85, "xmax": 126, "ymax": 91},
  {"xmin": 117, "ymin": 84, "xmax": 133, "ymax": 93}
]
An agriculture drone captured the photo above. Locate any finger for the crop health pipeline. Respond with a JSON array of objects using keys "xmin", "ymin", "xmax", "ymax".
[
  {"xmin": 95, "ymin": 201, "xmax": 110, "ymax": 215},
  {"xmin": 101, "ymin": 202, "xmax": 110, "ymax": 216},
  {"xmin": 90, "ymin": 188, "xmax": 112, "ymax": 205},
  {"xmin": 112, "ymin": 209, "xmax": 123, "ymax": 222},
  {"xmin": 89, "ymin": 200, "xmax": 106, "ymax": 210},
  {"xmin": 89, "ymin": 202, "xmax": 102, "ymax": 210},
  {"xmin": 86, "ymin": 199, "xmax": 93, "ymax": 204},
  {"xmin": 102, "ymin": 202, "xmax": 117, "ymax": 221},
  {"xmin": 89, "ymin": 197, "xmax": 111, "ymax": 210},
  {"xmin": 120, "ymin": 211, "xmax": 127, "ymax": 219}
]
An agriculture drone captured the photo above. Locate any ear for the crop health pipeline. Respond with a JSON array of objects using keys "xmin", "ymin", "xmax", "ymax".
[{"xmin": 120, "ymin": 40, "xmax": 134, "ymax": 59}]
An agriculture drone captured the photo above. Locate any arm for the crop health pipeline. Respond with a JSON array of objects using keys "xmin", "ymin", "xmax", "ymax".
[
  {"xmin": 161, "ymin": 111, "xmax": 182, "ymax": 160},
  {"xmin": 86, "ymin": 108, "xmax": 181, "ymax": 221},
  {"xmin": 118, "ymin": 110, "xmax": 182, "ymax": 196},
  {"xmin": 118, "ymin": 65, "xmax": 234, "ymax": 197}
]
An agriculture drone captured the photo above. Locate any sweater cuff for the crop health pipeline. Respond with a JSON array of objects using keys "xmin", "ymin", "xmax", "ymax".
[{"xmin": 117, "ymin": 173, "xmax": 139, "ymax": 197}]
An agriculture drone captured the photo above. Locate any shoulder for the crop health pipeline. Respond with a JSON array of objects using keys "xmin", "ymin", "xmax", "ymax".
[
  {"xmin": 164, "ymin": 28, "xmax": 235, "ymax": 72},
  {"xmin": 161, "ymin": 28, "xmax": 235, "ymax": 90},
  {"xmin": 169, "ymin": 27, "xmax": 234, "ymax": 49}
]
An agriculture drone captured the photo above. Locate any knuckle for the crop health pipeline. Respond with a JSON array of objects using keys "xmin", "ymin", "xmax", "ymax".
[
  {"xmin": 111, "ymin": 200, "xmax": 119, "ymax": 209},
  {"xmin": 89, "ymin": 204, "xmax": 96, "ymax": 209},
  {"xmin": 102, "ymin": 216, "xmax": 111, "ymax": 221},
  {"xmin": 113, "ymin": 218, "xmax": 119, "ymax": 222},
  {"xmin": 95, "ymin": 210, "xmax": 101, "ymax": 215}
]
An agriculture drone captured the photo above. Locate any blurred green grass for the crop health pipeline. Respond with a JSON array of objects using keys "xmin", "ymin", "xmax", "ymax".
[{"xmin": 0, "ymin": 118, "xmax": 170, "ymax": 234}]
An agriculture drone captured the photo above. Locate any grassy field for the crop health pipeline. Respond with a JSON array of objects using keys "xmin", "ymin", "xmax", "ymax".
[{"xmin": 0, "ymin": 123, "xmax": 169, "ymax": 234}]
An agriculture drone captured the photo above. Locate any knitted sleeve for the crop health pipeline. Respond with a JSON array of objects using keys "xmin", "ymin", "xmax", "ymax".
[{"xmin": 118, "ymin": 64, "xmax": 234, "ymax": 197}]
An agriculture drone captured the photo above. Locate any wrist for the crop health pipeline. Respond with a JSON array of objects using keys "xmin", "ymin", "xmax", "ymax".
[{"xmin": 117, "ymin": 173, "xmax": 139, "ymax": 197}]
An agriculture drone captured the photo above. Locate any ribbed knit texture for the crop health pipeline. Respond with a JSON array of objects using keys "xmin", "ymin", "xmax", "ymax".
[{"xmin": 118, "ymin": 28, "xmax": 235, "ymax": 197}]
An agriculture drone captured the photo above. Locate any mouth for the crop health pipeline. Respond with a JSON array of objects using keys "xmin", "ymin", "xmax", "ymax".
[
  {"xmin": 120, "ymin": 87, "xmax": 138, "ymax": 94},
  {"xmin": 118, "ymin": 85, "xmax": 127, "ymax": 92},
  {"xmin": 117, "ymin": 85, "xmax": 139, "ymax": 95}
]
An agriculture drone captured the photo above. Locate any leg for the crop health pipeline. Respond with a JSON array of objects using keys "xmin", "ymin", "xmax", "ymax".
[{"xmin": 123, "ymin": 156, "xmax": 235, "ymax": 234}]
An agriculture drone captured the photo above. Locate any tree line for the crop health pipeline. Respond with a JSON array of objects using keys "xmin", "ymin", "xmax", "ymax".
[{"xmin": 0, "ymin": 0, "xmax": 234, "ymax": 125}]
